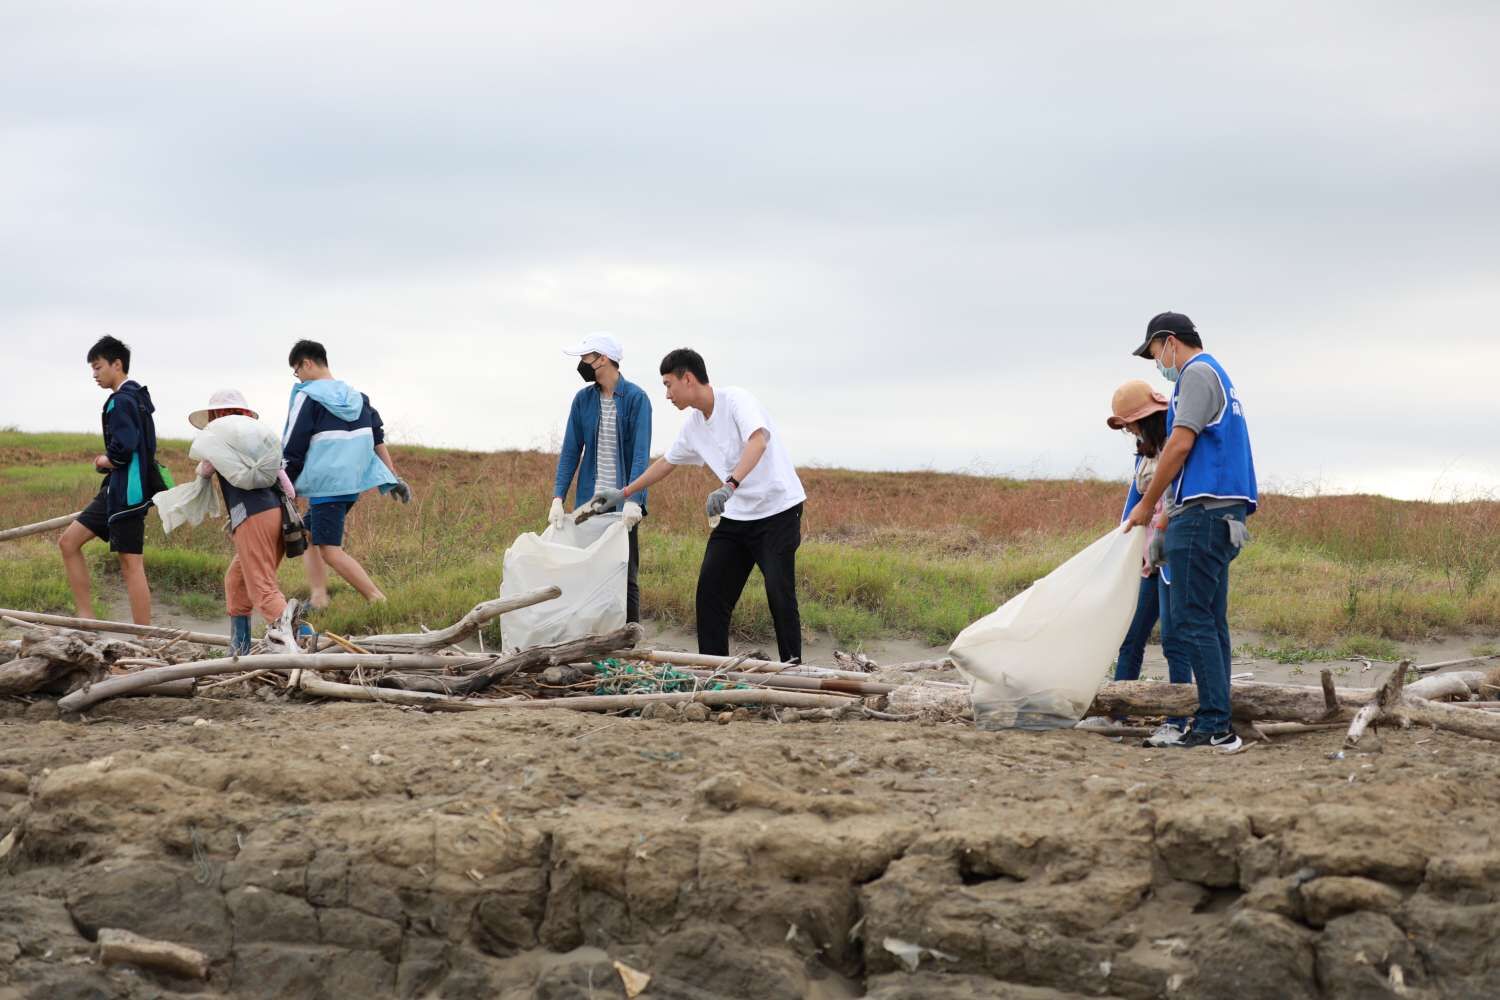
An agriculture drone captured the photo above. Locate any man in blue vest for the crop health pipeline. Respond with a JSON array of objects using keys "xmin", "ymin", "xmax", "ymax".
[
  {"xmin": 1124, "ymin": 312, "xmax": 1257, "ymax": 751},
  {"xmin": 550, "ymin": 333, "xmax": 653, "ymax": 623}
]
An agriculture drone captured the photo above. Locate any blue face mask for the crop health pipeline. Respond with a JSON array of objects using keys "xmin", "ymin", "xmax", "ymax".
[{"xmin": 1155, "ymin": 341, "xmax": 1180, "ymax": 383}]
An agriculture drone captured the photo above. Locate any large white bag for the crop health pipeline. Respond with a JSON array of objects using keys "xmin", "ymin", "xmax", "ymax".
[
  {"xmin": 188, "ymin": 415, "xmax": 282, "ymax": 490},
  {"xmin": 499, "ymin": 513, "xmax": 629, "ymax": 651},
  {"xmin": 154, "ymin": 476, "xmax": 225, "ymax": 534},
  {"xmin": 950, "ymin": 527, "xmax": 1147, "ymax": 730}
]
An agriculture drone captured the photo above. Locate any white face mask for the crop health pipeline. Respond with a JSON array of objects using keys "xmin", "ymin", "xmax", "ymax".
[{"xmin": 1155, "ymin": 340, "xmax": 1180, "ymax": 383}]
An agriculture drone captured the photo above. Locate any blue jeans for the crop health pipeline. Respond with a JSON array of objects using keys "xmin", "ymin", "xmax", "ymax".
[
  {"xmin": 1113, "ymin": 571, "xmax": 1189, "ymax": 728},
  {"xmin": 1162, "ymin": 502, "xmax": 1248, "ymax": 734}
]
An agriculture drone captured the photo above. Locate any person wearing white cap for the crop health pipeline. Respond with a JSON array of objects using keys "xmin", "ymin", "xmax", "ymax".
[
  {"xmin": 188, "ymin": 390, "xmax": 303, "ymax": 655},
  {"xmin": 552, "ymin": 333, "xmax": 653, "ymax": 622}
]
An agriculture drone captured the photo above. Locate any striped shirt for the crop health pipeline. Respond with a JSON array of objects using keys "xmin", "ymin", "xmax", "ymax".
[{"xmin": 595, "ymin": 395, "xmax": 619, "ymax": 494}]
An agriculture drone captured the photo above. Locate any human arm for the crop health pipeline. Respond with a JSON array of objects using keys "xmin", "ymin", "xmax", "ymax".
[
  {"xmin": 625, "ymin": 391, "xmax": 652, "ymax": 507},
  {"xmin": 281, "ymin": 400, "xmax": 315, "ymax": 484},
  {"xmin": 103, "ymin": 397, "xmax": 140, "ymax": 468},
  {"xmin": 1124, "ymin": 429, "xmax": 1196, "ymax": 528},
  {"xmin": 196, "ymin": 460, "xmax": 216, "ymax": 478},
  {"xmin": 591, "ymin": 457, "xmax": 679, "ymax": 511},
  {"xmin": 553, "ymin": 396, "xmax": 586, "ymax": 501}
]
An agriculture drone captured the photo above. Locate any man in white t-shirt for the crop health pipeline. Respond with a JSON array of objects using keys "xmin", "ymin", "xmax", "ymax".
[{"xmin": 589, "ymin": 348, "xmax": 807, "ymax": 662}]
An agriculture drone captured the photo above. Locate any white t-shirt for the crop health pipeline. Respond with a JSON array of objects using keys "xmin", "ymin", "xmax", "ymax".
[{"xmin": 664, "ymin": 386, "xmax": 806, "ymax": 521}]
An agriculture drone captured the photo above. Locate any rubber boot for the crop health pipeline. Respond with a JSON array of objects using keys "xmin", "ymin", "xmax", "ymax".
[{"xmin": 229, "ymin": 615, "xmax": 253, "ymax": 656}]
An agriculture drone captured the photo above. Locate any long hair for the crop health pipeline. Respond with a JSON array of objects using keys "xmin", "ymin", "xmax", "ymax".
[{"xmin": 1135, "ymin": 410, "xmax": 1168, "ymax": 458}]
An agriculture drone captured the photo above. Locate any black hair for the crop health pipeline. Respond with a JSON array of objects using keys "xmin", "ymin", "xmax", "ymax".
[
  {"xmin": 1135, "ymin": 410, "xmax": 1168, "ymax": 458},
  {"xmin": 1163, "ymin": 330, "xmax": 1203, "ymax": 350},
  {"xmin": 86, "ymin": 336, "xmax": 131, "ymax": 374},
  {"xmin": 659, "ymin": 348, "xmax": 709, "ymax": 384},
  {"xmin": 288, "ymin": 339, "xmax": 329, "ymax": 368}
]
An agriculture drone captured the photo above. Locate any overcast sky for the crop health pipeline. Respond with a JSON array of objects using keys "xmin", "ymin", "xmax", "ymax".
[{"xmin": 4, "ymin": 1, "xmax": 1498, "ymax": 503}]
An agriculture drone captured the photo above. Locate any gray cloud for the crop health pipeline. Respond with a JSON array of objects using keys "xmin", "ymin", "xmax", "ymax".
[{"xmin": 4, "ymin": 1, "xmax": 1498, "ymax": 501}]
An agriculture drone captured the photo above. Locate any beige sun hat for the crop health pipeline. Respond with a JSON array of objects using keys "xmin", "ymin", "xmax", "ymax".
[
  {"xmin": 1106, "ymin": 379, "xmax": 1169, "ymax": 430},
  {"xmin": 188, "ymin": 389, "xmax": 259, "ymax": 430}
]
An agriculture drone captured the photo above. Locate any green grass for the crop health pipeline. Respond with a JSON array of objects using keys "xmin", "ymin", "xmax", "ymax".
[{"xmin": 6, "ymin": 430, "xmax": 1500, "ymax": 650}]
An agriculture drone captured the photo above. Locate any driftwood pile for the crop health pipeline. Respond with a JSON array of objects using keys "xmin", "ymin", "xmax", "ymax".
[
  {"xmin": 4, "ymin": 586, "xmax": 1499, "ymax": 748},
  {"xmin": 0, "ymin": 589, "xmax": 965, "ymax": 721}
]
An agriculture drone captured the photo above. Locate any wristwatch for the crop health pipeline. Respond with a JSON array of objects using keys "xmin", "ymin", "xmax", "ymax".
[{"xmin": 726, "ymin": 476, "xmax": 740, "ymax": 490}]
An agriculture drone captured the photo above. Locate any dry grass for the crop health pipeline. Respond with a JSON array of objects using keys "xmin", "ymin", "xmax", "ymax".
[{"xmin": 3, "ymin": 430, "xmax": 1499, "ymax": 650}]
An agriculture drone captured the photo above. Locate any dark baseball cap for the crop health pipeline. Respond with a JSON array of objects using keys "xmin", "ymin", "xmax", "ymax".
[{"xmin": 1132, "ymin": 311, "xmax": 1197, "ymax": 358}]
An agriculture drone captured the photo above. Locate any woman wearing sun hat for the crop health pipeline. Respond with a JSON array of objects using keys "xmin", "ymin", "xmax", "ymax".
[
  {"xmin": 1106, "ymin": 379, "xmax": 1193, "ymax": 747},
  {"xmin": 187, "ymin": 389, "xmax": 301, "ymax": 655}
]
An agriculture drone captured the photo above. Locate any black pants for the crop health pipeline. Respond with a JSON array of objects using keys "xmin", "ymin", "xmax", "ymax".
[
  {"xmin": 627, "ymin": 524, "xmax": 640, "ymax": 624},
  {"xmin": 696, "ymin": 503, "xmax": 803, "ymax": 662}
]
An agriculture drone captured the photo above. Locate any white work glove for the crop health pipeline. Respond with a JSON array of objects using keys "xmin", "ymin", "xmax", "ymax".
[
  {"xmin": 705, "ymin": 483, "xmax": 734, "ymax": 519},
  {"xmin": 622, "ymin": 501, "xmax": 643, "ymax": 529},
  {"xmin": 548, "ymin": 497, "xmax": 566, "ymax": 530},
  {"xmin": 588, "ymin": 488, "xmax": 624, "ymax": 514}
]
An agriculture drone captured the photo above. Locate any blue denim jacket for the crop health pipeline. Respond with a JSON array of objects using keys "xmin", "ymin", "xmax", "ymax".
[{"xmin": 553, "ymin": 377, "xmax": 652, "ymax": 510}]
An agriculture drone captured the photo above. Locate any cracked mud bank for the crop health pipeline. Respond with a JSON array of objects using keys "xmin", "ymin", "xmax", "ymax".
[{"xmin": 2, "ymin": 696, "xmax": 1499, "ymax": 999}]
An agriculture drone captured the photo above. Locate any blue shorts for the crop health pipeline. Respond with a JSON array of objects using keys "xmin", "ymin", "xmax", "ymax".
[{"xmin": 305, "ymin": 500, "xmax": 355, "ymax": 547}]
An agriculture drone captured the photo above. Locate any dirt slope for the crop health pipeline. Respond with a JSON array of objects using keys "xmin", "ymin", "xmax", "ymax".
[{"xmin": 2, "ymin": 695, "xmax": 1499, "ymax": 999}]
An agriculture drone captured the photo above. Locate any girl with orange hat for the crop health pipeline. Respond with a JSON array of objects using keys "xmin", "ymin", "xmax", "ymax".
[{"xmin": 1106, "ymin": 380, "xmax": 1192, "ymax": 747}]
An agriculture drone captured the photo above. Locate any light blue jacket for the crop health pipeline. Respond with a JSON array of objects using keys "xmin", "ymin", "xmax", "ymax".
[{"xmin": 282, "ymin": 379, "xmax": 397, "ymax": 499}]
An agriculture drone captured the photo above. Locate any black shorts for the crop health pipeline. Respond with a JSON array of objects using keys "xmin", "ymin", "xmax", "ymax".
[
  {"xmin": 77, "ymin": 487, "xmax": 147, "ymax": 555},
  {"xmin": 304, "ymin": 500, "xmax": 356, "ymax": 547}
]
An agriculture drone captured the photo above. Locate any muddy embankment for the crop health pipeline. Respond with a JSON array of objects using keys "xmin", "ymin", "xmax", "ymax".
[{"xmin": 2, "ymin": 696, "xmax": 1500, "ymax": 999}]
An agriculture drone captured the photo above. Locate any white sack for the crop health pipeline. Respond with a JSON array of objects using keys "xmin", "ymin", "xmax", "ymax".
[
  {"xmin": 188, "ymin": 415, "xmax": 282, "ymax": 491},
  {"xmin": 950, "ymin": 527, "xmax": 1147, "ymax": 730},
  {"xmin": 499, "ymin": 512, "xmax": 629, "ymax": 650},
  {"xmin": 154, "ymin": 476, "xmax": 225, "ymax": 534}
]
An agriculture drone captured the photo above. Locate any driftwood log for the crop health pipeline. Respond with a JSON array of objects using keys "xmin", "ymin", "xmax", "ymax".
[
  {"xmin": 1347, "ymin": 660, "xmax": 1500, "ymax": 746},
  {"xmin": 0, "ymin": 609, "xmax": 229, "ymax": 647},
  {"xmin": 353, "ymin": 587, "xmax": 562, "ymax": 652},
  {"xmin": 57, "ymin": 654, "xmax": 498, "ymax": 712},
  {"xmin": 97, "ymin": 928, "xmax": 209, "ymax": 980},
  {"xmin": 0, "ymin": 512, "xmax": 83, "ymax": 543},
  {"xmin": 0, "ymin": 628, "xmax": 151, "ymax": 696},
  {"xmin": 1089, "ymin": 670, "xmax": 1489, "ymax": 723},
  {"xmin": 638, "ymin": 649, "xmax": 959, "ymax": 685},
  {"xmin": 492, "ymin": 688, "xmax": 859, "ymax": 713},
  {"xmin": 377, "ymin": 624, "xmax": 644, "ymax": 694}
]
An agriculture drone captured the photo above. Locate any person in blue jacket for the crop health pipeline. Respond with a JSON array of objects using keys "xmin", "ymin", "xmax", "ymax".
[
  {"xmin": 282, "ymin": 340, "xmax": 412, "ymax": 608},
  {"xmin": 1125, "ymin": 312, "xmax": 1257, "ymax": 752},
  {"xmin": 550, "ymin": 334, "xmax": 652, "ymax": 623},
  {"xmin": 58, "ymin": 336, "xmax": 160, "ymax": 624}
]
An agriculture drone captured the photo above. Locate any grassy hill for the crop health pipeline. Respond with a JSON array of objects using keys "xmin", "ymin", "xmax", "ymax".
[{"xmin": 3, "ymin": 429, "xmax": 1499, "ymax": 657}]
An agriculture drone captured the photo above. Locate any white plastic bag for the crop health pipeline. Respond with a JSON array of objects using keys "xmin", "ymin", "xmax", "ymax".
[
  {"xmin": 154, "ymin": 476, "xmax": 225, "ymax": 534},
  {"xmin": 189, "ymin": 415, "xmax": 282, "ymax": 490},
  {"xmin": 499, "ymin": 512, "xmax": 629, "ymax": 650},
  {"xmin": 950, "ymin": 527, "xmax": 1146, "ymax": 730}
]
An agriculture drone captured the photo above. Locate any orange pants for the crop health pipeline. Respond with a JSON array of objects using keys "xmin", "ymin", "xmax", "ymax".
[{"xmin": 225, "ymin": 507, "xmax": 288, "ymax": 621}]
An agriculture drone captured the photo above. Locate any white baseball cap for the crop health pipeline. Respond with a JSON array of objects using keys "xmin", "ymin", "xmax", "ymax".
[
  {"xmin": 188, "ymin": 389, "xmax": 259, "ymax": 430},
  {"xmin": 562, "ymin": 333, "xmax": 623, "ymax": 363}
]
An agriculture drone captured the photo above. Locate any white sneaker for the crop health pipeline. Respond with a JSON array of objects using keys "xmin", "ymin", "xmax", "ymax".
[{"xmin": 1143, "ymin": 723, "xmax": 1187, "ymax": 748}]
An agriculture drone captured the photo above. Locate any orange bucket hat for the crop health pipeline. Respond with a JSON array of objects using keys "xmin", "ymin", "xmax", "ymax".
[{"xmin": 1107, "ymin": 379, "xmax": 1169, "ymax": 430}]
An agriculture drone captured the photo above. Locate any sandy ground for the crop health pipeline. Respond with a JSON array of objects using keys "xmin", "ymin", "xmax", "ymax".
[{"xmin": 3, "ymin": 607, "xmax": 1497, "ymax": 998}]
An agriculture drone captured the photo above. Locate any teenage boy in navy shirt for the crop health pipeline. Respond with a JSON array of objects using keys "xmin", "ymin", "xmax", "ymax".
[{"xmin": 58, "ymin": 336, "xmax": 159, "ymax": 624}]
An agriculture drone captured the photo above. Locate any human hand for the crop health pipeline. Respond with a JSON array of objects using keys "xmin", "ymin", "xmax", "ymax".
[
  {"xmin": 622, "ymin": 501, "xmax": 643, "ymax": 529},
  {"xmin": 94, "ymin": 455, "xmax": 111, "ymax": 472},
  {"xmin": 705, "ymin": 483, "xmax": 734, "ymax": 519},
  {"xmin": 588, "ymin": 488, "xmax": 624, "ymax": 514},
  {"xmin": 548, "ymin": 497, "xmax": 566, "ymax": 530},
  {"xmin": 389, "ymin": 478, "xmax": 413, "ymax": 504},
  {"xmin": 1123, "ymin": 500, "xmax": 1152, "ymax": 531}
]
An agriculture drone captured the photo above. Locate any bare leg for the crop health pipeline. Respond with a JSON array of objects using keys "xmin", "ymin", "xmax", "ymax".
[
  {"xmin": 57, "ymin": 521, "xmax": 97, "ymax": 618},
  {"xmin": 317, "ymin": 545, "xmax": 387, "ymax": 603},
  {"xmin": 117, "ymin": 553, "xmax": 153, "ymax": 625},
  {"xmin": 304, "ymin": 544, "xmax": 331, "ymax": 608}
]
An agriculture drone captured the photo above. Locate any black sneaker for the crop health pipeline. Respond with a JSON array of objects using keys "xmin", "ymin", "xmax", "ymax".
[{"xmin": 1177, "ymin": 729, "xmax": 1242, "ymax": 752}]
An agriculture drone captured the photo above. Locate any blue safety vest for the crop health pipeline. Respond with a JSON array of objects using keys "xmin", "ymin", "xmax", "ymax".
[{"xmin": 1166, "ymin": 353, "xmax": 1258, "ymax": 515}]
